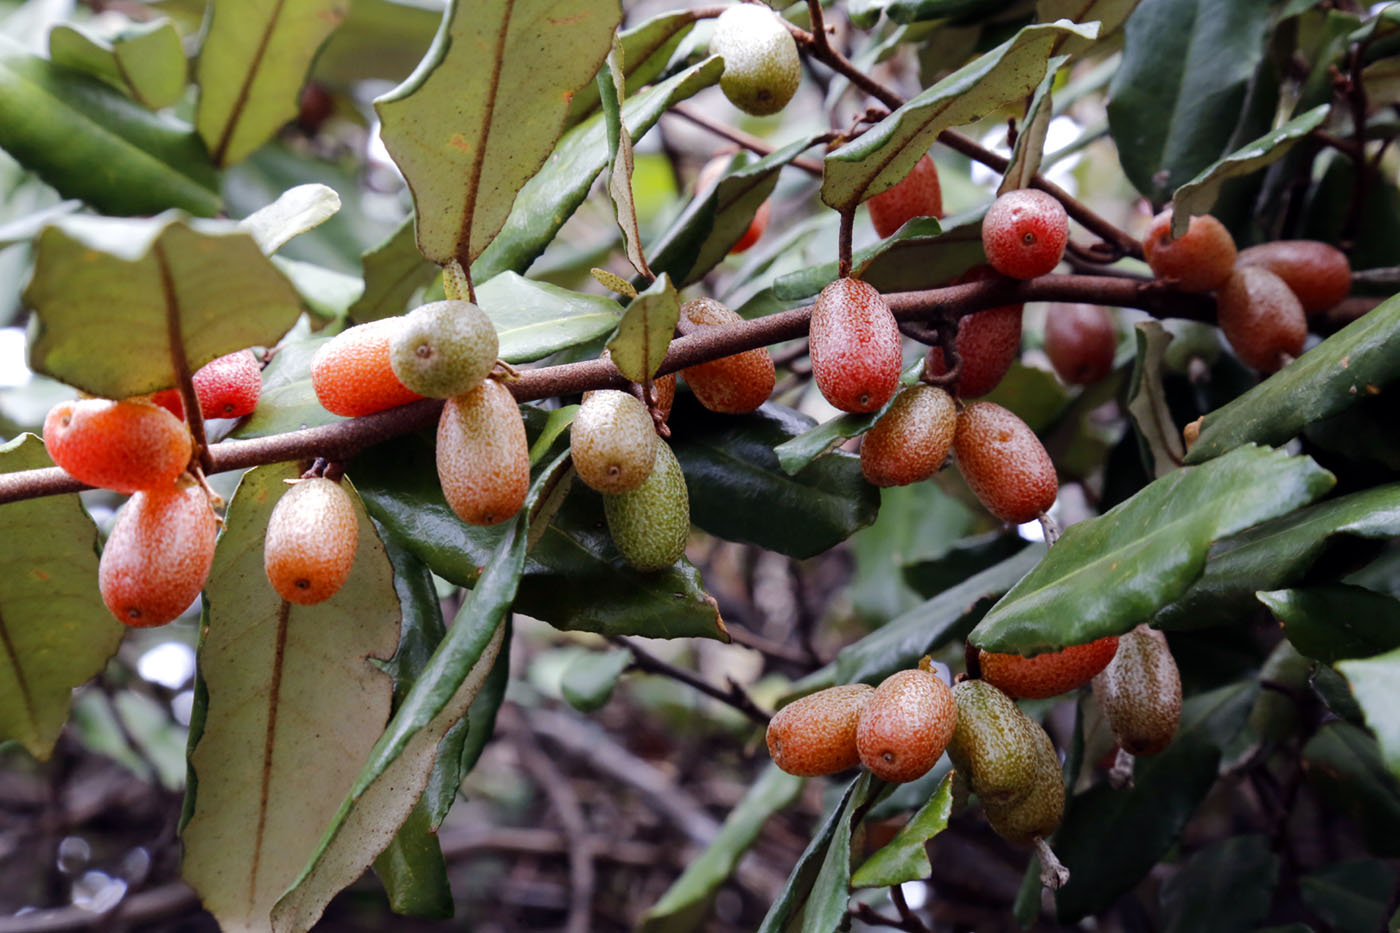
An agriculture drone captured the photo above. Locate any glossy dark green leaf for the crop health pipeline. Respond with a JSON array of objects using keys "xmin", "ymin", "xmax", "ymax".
[
  {"xmin": 902, "ymin": 531, "xmax": 1027, "ymax": 600},
  {"xmin": 1336, "ymin": 649, "xmax": 1400, "ymax": 781},
  {"xmin": 875, "ymin": 0, "xmax": 1014, "ymax": 26},
  {"xmin": 851, "ymin": 772, "xmax": 953, "ymax": 888},
  {"xmin": 607, "ymin": 273, "xmax": 678, "ymax": 382},
  {"xmin": 233, "ymin": 333, "xmax": 339, "ymax": 439},
  {"xmin": 1302, "ymin": 721, "xmax": 1400, "ymax": 857},
  {"xmin": 1127, "ymin": 321, "xmax": 1185, "ymax": 477},
  {"xmin": 1312, "ymin": 664, "xmax": 1366, "ymax": 726},
  {"xmin": 371, "ymin": 799, "xmax": 451, "ymax": 920},
  {"xmin": 479, "ymin": 272, "xmax": 624, "ymax": 363},
  {"xmin": 433, "ymin": 619, "xmax": 511, "ymax": 829},
  {"xmin": 1299, "ymin": 859, "xmax": 1400, "ymax": 933},
  {"xmin": 349, "ymin": 214, "xmax": 438, "ymax": 324},
  {"xmin": 851, "ymin": 483, "xmax": 980, "ymax": 621},
  {"xmin": 971, "ymin": 446, "xmax": 1334, "ymax": 654},
  {"xmin": 1259, "ymin": 586, "xmax": 1400, "ymax": 663},
  {"xmin": 1159, "ymin": 835, "xmax": 1278, "ymax": 933},
  {"xmin": 565, "ymin": 10, "xmax": 696, "ymax": 128},
  {"xmin": 772, "ymin": 217, "xmax": 956, "ymax": 302},
  {"xmin": 560, "ymin": 648, "xmax": 631, "ymax": 713},
  {"xmin": 49, "ymin": 18, "xmax": 187, "ymax": 109}
]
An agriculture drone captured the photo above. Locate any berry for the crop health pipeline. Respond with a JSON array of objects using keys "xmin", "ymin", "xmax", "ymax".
[
  {"xmin": 952, "ymin": 401, "xmax": 1057, "ymax": 524},
  {"xmin": 99, "ymin": 476, "xmax": 217, "ymax": 627},
  {"xmin": 766, "ymin": 684, "xmax": 873, "ymax": 777},
  {"xmin": 193, "ymin": 350, "xmax": 262, "ymax": 419},
  {"xmin": 981, "ymin": 717, "xmax": 1064, "ymax": 846},
  {"xmin": 389, "ymin": 300, "xmax": 499, "ymax": 398},
  {"xmin": 1216, "ymin": 265, "xmax": 1307, "ymax": 373},
  {"xmin": 437, "ymin": 379, "xmax": 529, "ymax": 526},
  {"xmin": 264, "ymin": 477, "xmax": 360, "ymax": 605},
  {"xmin": 698, "ymin": 156, "xmax": 771, "ymax": 254},
  {"xmin": 809, "ymin": 278, "xmax": 902, "ymax": 413},
  {"xmin": 603, "ymin": 438, "xmax": 689, "ymax": 572},
  {"xmin": 652, "ymin": 373, "xmax": 676, "ymax": 422},
  {"xmin": 679, "ymin": 297, "xmax": 775, "ymax": 414},
  {"xmin": 312, "ymin": 318, "xmax": 425, "ymax": 417},
  {"xmin": 947, "ymin": 679, "xmax": 1042, "ymax": 809},
  {"xmin": 1044, "ymin": 304, "xmax": 1116, "ymax": 385},
  {"xmin": 860, "ymin": 384, "xmax": 956, "ymax": 487},
  {"xmin": 44, "ymin": 398, "xmax": 191, "ymax": 494},
  {"xmin": 1092, "ymin": 624, "xmax": 1181, "ymax": 756},
  {"xmin": 981, "ymin": 189, "xmax": 1069, "ymax": 280},
  {"xmin": 979, "ymin": 636, "xmax": 1120, "ymax": 699},
  {"xmin": 925, "ymin": 265, "xmax": 1023, "ymax": 398},
  {"xmin": 856, "ymin": 663, "xmax": 958, "ymax": 783},
  {"xmin": 1141, "ymin": 209, "xmax": 1236, "ymax": 293},
  {"xmin": 148, "ymin": 388, "xmax": 185, "ymax": 419},
  {"xmin": 1236, "ymin": 240, "xmax": 1351, "ymax": 314},
  {"xmin": 867, "ymin": 154, "xmax": 943, "ymax": 239},
  {"xmin": 711, "ymin": 4, "xmax": 801, "ymax": 117},
  {"xmin": 571, "ymin": 390, "xmax": 658, "ymax": 495}
]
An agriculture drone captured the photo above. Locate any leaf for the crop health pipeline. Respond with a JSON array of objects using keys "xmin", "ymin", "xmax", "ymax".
[
  {"xmin": 50, "ymin": 18, "xmax": 187, "ymax": 109},
  {"xmin": 600, "ymin": 41, "xmax": 649, "ymax": 280},
  {"xmin": 560, "ymin": 648, "xmax": 631, "ymax": 713},
  {"xmin": 1299, "ymin": 859, "xmax": 1400, "ymax": 933},
  {"xmin": 349, "ymin": 214, "xmax": 440, "ymax": 324},
  {"xmin": 233, "ymin": 333, "xmax": 340, "ymax": 439},
  {"xmin": 371, "ymin": 798, "xmax": 451, "ymax": 920},
  {"xmin": 0, "ymin": 435, "xmax": 123, "ymax": 760},
  {"xmin": 878, "ymin": 0, "xmax": 1022, "ymax": 27},
  {"xmin": 1302, "ymin": 721, "xmax": 1400, "ymax": 857},
  {"xmin": 850, "ymin": 483, "xmax": 980, "ymax": 621},
  {"xmin": 478, "ymin": 272, "xmax": 624, "ymax": 363},
  {"xmin": 970, "ymin": 445, "xmax": 1334, "ymax": 655},
  {"xmin": 437, "ymin": 617, "xmax": 511, "ymax": 828},
  {"xmin": 802, "ymin": 774, "xmax": 871, "ymax": 933},
  {"xmin": 774, "ymin": 410, "xmax": 885, "ymax": 476},
  {"xmin": 238, "ymin": 184, "xmax": 344, "ymax": 256},
  {"xmin": 1336, "ymin": 649, "xmax": 1400, "ymax": 782},
  {"xmin": 820, "ymin": 21, "xmax": 1099, "ymax": 214},
  {"xmin": 998, "ymin": 55, "xmax": 1062, "ymax": 195},
  {"xmin": 1259, "ymin": 586, "xmax": 1400, "ymax": 663},
  {"xmin": 1127, "ymin": 321, "xmax": 1186, "ymax": 477},
  {"xmin": 851, "ymin": 772, "xmax": 953, "ymax": 888},
  {"xmin": 196, "ymin": 0, "xmax": 350, "ymax": 167},
  {"xmin": 181, "ymin": 465, "xmax": 401, "ymax": 933},
  {"xmin": 0, "ymin": 37, "xmax": 219, "ymax": 217},
  {"xmin": 641, "ymin": 764, "xmax": 805, "ymax": 931},
  {"xmin": 607, "ymin": 273, "xmax": 678, "ymax": 383},
  {"xmin": 375, "ymin": 0, "xmax": 622, "ymax": 266},
  {"xmin": 772, "ymin": 216, "xmax": 955, "ymax": 302},
  {"xmin": 1158, "ymin": 835, "xmax": 1279, "ymax": 933},
  {"xmin": 272, "ymin": 257, "xmax": 363, "ymax": 328},
  {"xmin": 564, "ymin": 10, "xmax": 696, "ymax": 128},
  {"xmin": 1036, "ymin": 0, "xmax": 1141, "ymax": 40},
  {"xmin": 24, "ymin": 212, "xmax": 303, "ymax": 399}
]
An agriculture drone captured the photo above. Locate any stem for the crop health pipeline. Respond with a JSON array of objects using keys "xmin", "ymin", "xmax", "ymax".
[
  {"xmin": 670, "ymin": 104, "xmax": 826, "ymax": 176},
  {"xmin": 838, "ymin": 207, "xmax": 854, "ymax": 277},
  {"xmin": 611, "ymin": 635, "xmax": 770, "ymax": 725},
  {"xmin": 154, "ymin": 243, "xmax": 212, "ymax": 474}
]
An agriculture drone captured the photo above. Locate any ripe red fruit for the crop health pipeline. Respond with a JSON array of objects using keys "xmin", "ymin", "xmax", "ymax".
[
  {"xmin": 1044, "ymin": 304, "xmax": 1117, "ymax": 385},
  {"xmin": 1141, "ymin": 210, "xmax": 1237, "ymax": 293},
  {"xmin": 766, "ymin": 684, "xmax": 873, "ymax": 777},
  {"xmin": 99, "ymin": 477, "xmax": 218, "ymax": 627},
  {"xmin": 856, "ymin": 664, "xmax": 958, "ymax": 783},
  {"xmin": 312, "ymin": 318, "xmax": 425, "ymax": 417},
  {"xmin": 264, "ymin": 477, "xmax": 360, "ymax": 605},
  {"xmin": 809, "ymin": 278, "xmax": 902, "ymax": 413},
  {"xmin": 652, "ymin": 373, "xmax": 676, "ymax": 422},
  {"xmin": 925, "ymin": 265, "xmax": 1023, "ymax": 397},
  {"xmin": 44, "ymin": 398, "xmax": 192, "ymax": 494},
  {"xmin": 698, "ymin": 155, "xmax": 771, "ymax": 255},
  {"xmin": 1236, "ymin": 240, "xmax": 1351, "ymax": 314},
  {"xmin": 982, "ymin": 189, "xmax": 1069, "ymax": 280},
  {"xmin": 979, "ymin": 636, "xmax": 1120, "ymax": 699},
  {"xmin": 193, "ymin": 350, "xmax": 262, "ymax": 419},
  {"xmin": 148, "ymin": 388, "xmax": 184, "ymax": 419},
  {"xmin": 1216, "ymin": 265, "xmax": 1307, "ymax": 373},
  {"xmin": 437, "ymin": 378, "xmax": 529, "ymax": 526},
  {"xmin": 679, "ymin": 298, "xmax": 775, "ymax": 413},
  {"xmin": 860, "ymin": 384, "xmax": 956, "ymax": 487},
  {"xmin": 953, "ymin": 401, "xmax": 1057, "ymax": 524},
  {"xmin": 867, "ymin": 154, "xmax": 943, "ymax": 239}
]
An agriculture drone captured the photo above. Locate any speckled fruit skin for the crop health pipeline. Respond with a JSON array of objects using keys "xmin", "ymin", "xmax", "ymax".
[
  {"xmin": 856, "ymin": 668, "xmax": 957, "ymax": 783},
  {"xmin": 860, "ymin": 384, "xmax": 956, "ymax": 487},
  {"xmin": 99, "ymin": 477, "xmax": 217, "ymax": 627},
  {"xmin": 947, "ymin": 680, "xmax": 1042, "ymax": 809},
  {"xmin": 389, "ymin": 300, "xmax": 499, "ymax": 398},
  {"xmin": 925, "ymin": 265, "xmax": 1023, "ymax": 398},
  {"xmin": 603, "ymin": 439, "xmax": 690, "ymax": 572},
  {"xmin": 982, "ymin": 720, "xmax": 1063, "ymax": 845},
  {"xmin": 953, "ymin": 402, "xmax": 1057, "ymax": 524},
  {"xmin": 981, "ymin": 189, "xmax": 1069, "ymax": 280},
  {"xmin": 809, "ymin": 278, "xmax": 902, "ymax": 413},
  {"xmin": 1216, "ymin": 265, "xmax": 1307, "ymax": 373},
  {"xmin": 1044, "ymin": 304, "xmax": 1116, "ymax": 385},
  {"xmin": 979, "ymin": 636, "xmax": 1119, "ymax": 699},
  {"xmin": 698, "ymin": 156, "xmax": 771, "ymax": 254},
  {"xmin": 868, "ymin": 154, "xmax": 943, "ymax": 239},
  {"xmin": 653, "ymin": 373, "xmax": 676, "ymax": 422},
  {"xmin": 766, "ymin": 684, "xmax": 873, "ymax": 777},
  {"xmin": 312, "ymin": 318, "xmax": 425, "ymax": 417},
  {"xmin": 264, "ymin": 477, "xmax": 359, "ymax": 605},
  {"xmin": 44, "ymin": 398, "xmax": 191, "ymax": 494},
  {"xmin": 1141, "ymin": 210, "xmax": 1237, "ymax": 293},
  {"xmin": 571, "ymin": 390, "xmax": 658, "ymax": 495},
  {"xmin": 193, "ymin": 350, "xmax": 262, "ymax": 419},
  {"xmin": 1093, "ymin": 624, "xmax": 1182, "ymax": 756},
  {"xmin": 711, "ymin": 4, "xmax": 801, "ymax": 116},
  {"xmin": 679, "ymin": 298, "xmax": 775, "ymax": 413},
  {"xmin": 437, "ymin": 379, "xmax": 529, "ymax": 526},
  {"xmin": 1237, "ymin": 240, "xmax": 1351, "ymax": 314}
]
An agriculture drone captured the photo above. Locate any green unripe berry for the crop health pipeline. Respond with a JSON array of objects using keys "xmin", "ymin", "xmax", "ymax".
[
  {"xmin": 981, "ymin": 721, "xmax": 1064, "ymax": 845},
  {"xmin": 711, "ymin": 4, "xmax": 802, "ymax": 117},
  {"xmin": 571, "ymin": 390, "xmax": 658, "ymax": 495},
  {"xmin": 603, "ymin": 439, "xmax": 689, "ymax": 572},
  {"xmin": 389, "ymin": 300, "xmax": 499, "ymax": 399},
  {"xmin": 1092, "ymin": 624, "xmax": 1181, "ymax": 757},
  {"xmin": 947, "ymin": 679, "xmax": 1040, "ymax": 810}
]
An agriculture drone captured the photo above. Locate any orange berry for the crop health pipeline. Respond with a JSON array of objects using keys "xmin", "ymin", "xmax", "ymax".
[
  {"xmin": 1142, "ymin": 210, "xmax": 1237, "ymax": 293},
  {"xmin": 99, "ymin": 477, "xmax": 217, "ymax": 627},
  {"xmin": 925, "ymin": 265, "xmax": 1023, "ymax": 398},
  {"xmin": 1216, "ymin": 265, "xmax": 1307, "ymax": 373},
  {"xmin": 44, "ymin": 398, "xmax": 192, "ymax": 494},
  {"xmin": 766, "ymin": 684, "xmax": 873, "ymax": 777},
  {"xmin": 809, "ymin": 278, "xmax": 902, "ymax": 413},
  {"xmin": 264, "ymin": 477, "xmax": 359, "ymax": 605},
  {"xmin": 679, "ymin": 297, "xmax": 775, "ymax": 414},
  {"xmin": 652, "ymin": 373, "xmax": 676, "ymax": 422},
  {"xmin": 856, "ymin": 665, "xmax": 957, "ymax": 783},
  {"xmin": 437, "ymin": 379, "xmax": 529, "ymax": 526},
  {"xmin": 1093, "ymin": 625, "xmax": 1181, "ymax": 756},
  {"xmin": 982, "ymin": 189, "xmax": 1068, "ymax": 280},
  {"xmin": 193, "ymin": 350, "xmax": 262, "ymax": 419},
  {"xmin": 867, "ymin": 154, "xmax": 943, "ymax": 239},
  {"xmin": 953, "ymin": 401, "xmax": 1057, "ymax": 524},
  {"xmin": 1044, "ymin": 304, "xmax": 1116, "ymax": 385},
  {"xmin": 979, "ymin": 636, "xmax": 1120, "ymax": 699},
  {"xmin": 1236, "ymin": 240, "xmax": 1351, "ymax": 314},
  {"xmin": 860, "ymin": 384, "xmax": 956, "ymax": 487},
  {"xmin": 571, "ymin": 389, "xmax": 658, "ymax": 495},
  {"xmin": 311, "ymin": 318, "xmax": 425, "ymax": 417}
]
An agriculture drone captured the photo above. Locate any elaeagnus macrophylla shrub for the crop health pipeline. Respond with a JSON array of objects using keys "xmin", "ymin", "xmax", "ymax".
[
  {"xmin": 710, "ymin": 3, "xmax": 801, "ymax": 117},
  {"xmin": 437, "ymin": 378, "xmax": 529, "ymax": 526},
  {"xmin": 389, "ymin": 299, "xmax": 499, "ymax": 399},
  {"xmin": 571, "ymin": 389, "xmax": 658, "ymax": 495},
  {"xmin": 859, "ymin": 383, "xmax": 956, "ymax": 487},
  {"xmin": 678, "ymin": 298, "xmax": 775, "ymax": 413},
  {"xmin": 979, "ymin": 637, "xmax": 1120, "ymax": 699},
  {"xmin": 867, "ymin": 154, "xmax": 943, "ymax": 239},
  {"xmin": 982, "ymin": 189, "xmax": 1069, "ymax": 280},
  {"xmin": 1044, "ymin": 304, "xmax": 1117, "ymax": 385},
  {"xmin": 1236, "ymin": 240, "xmax": 1351, "ymax": 314},
  {"xmin": 603, "ymin": 439, "xmax": 690, "ymax": 572},
  {"xmin": 766, "ymin": 684, "xmax": 873, "ymax": 777},
  {"xmin": 1142, "ymin": 209, "xmax": 1237, "ymax": 293},
  {"xmin": 855, "ymin": 660, "xmax": 957, "ymax": 783},
  {"xmin": 1216, "ymin": 265, "xmax": 1308, "ymax": 373},
  {"xmin": 312, "ymin": 318, "xmax": 425, "ymax": 417},
  {"xmin": 924, "ymin": 265, "xmax": 1024, "ymax": 398}
]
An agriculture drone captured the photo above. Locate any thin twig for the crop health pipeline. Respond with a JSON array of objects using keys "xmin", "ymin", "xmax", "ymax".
[
  {"xmin": 611, "ymin": 636, "xmax": 770, "ymax": 725},
  {"xmin": 669, "ymin": 104, "xmax": 825, "ymax": 176}
]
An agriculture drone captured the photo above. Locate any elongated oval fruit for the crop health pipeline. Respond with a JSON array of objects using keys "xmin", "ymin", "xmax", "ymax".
[
  {"xmin": 1092, "ymin": 624, "xmax": 1182, "ymax": 756},
  {"xmin": 867, "ymin": 154, "xmax": 943, "ymax": 239},
  {"xmin": 1142, "ymin": 210, "xmax": 1237, "ymax": 293},
  {"xmin": 389, "ymin": 299, "xmax": 499, "ymax": 398},
  {"xmin": 981, "ymin": 719, "xmax": 1064, "ymax": 845},
  {"xmin": 571, "ymin": 390, "xmax": 658, "ymax": 495},
  {"xmin": 1044, "ymin": 304, "xmax": 1116, "ymax": 385},
  {"xmin": 1216, "ymin": 265, "xmax": 1307, "ymax": 373},
  {"xmin": 679, "ymin": 297, "xmax": 775, "ymax": 413},
  {"xmin": 767, "ymin": 684, "xmax": 874, "ymax": 777},
  {"xmin": 312, "ymin": 318, "xmax": 425, "ymax": 417},
  {"xmin": 44, "ymin": 398, "xmax": 192, "ymax": 494},
  {"xmin": 603, "ymin": 439, "xmax": 689, "ymax": 572},
  {"xmin": 193, "ymin": 350, "xmax": 263, "ymax": 419},
  {"xmin": 264, "ymin": 477, "xmax": 359, "ymax": 605},
  {"xmin": 953, "ymin": 401, "xmax": 1057, "ymax": 524},
  {"xmin": 711, "ymin": 4, "xmax": 801, "ymax": 116},
  {"xmin": 856, "ymin": 665, "xmax": 957, "ymax": 783},
  {"xmin": 437, "ymin": 379, "xmax": 529, "ymax": 526},
  {"xmin": 860, "ymin": 384, "xmax": 956, "ymax": 487},
  {"xmin": 1237, "ymin": 240, "xmax": 1350, "ymax": 314},
  {"xmin": 979, "ymin": 636, "xmax": 1119, "ymax": 699},
  {"xmin": 809, "ymin": 278, "xmax": 902, "ymax": 413},
  {"xmin": 925, "ymin": 266, "xmax": 1023, "ymax": 398},
  {"xmin": 947, "ymin": 679, "xmax": 1042, "ymax": 810},
  {"xmin": 99, "ymin": 477, "xmax": 217, "ymax": 627}
]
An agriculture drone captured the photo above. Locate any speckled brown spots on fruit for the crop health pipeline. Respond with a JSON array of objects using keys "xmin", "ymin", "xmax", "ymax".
[
  {"xmin": 809, "ymin": 278, "xmax": 902, "ymax": 414},
  {"xmin": 979, "ymin": 637, "xmax": 1119, "ymax": 699},
  {"xmin": 1093, "ymin": 624, "xmax": 1181, "ymax": 756},
  {"xmin": 856, "ymin": 668, "xmax": 957, "ymax": 783},
  {"xmin": 860, "ymin": 384, "xmax": 956, "ymax": 487},
  {"xmin": 766, "ymin": 684, "xmax": 873, "ymax": 777},
  {"xmin": 952, "ymin": 402, "xmax": 1057, "ymax": 524},
  {"xmin": 571, "ymin": 390, "xmax": 658, "ymax": 495}
]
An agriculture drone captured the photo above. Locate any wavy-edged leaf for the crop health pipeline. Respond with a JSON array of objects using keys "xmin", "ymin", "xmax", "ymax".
[
  {"xmin": 607, "ymin": 273, "xmax": 678, "ymax": 383},
  {"xmin": 1158, "ymin": 835, "xmax": 1279, "ymax": 933},
  {"xmin": 375, "ymin": 0, "xmax": 621, "ymax": 266},
  {"xmin": 273, "ymin": 257, "xmax": 363, "ymax": 328},
  {"xmin": 564, "ymin": 10, "xmax": 695, "ymax": 128},
  {"xmin": 50, "ymin": 18, "xmax": 187, "ymax": 109},
  {"xmin": 971, "ymin": 445, "xmax": 1335, "ymax": 654},
  {"xmin": 233, "ymin": 333, "xmax": 338, "ymax": 439},
  {"xmin": 998, "ymin": 55, "xmax": 1062, "ymax": 195},
  {"xmin": 1335, "ymin": 649, "xmax": 1400, "ymax": 781},
  {"xmin": 238, "ymin": 184, "xmax": 343, "ymax": 256},
  {"xmin": 1259, "ymin": 586, "xmax": 1400, "ymax": 663},
  {"xmin": 349, "ymin": 214, "xmax": 439, "ymax": 324},
  {"xmin": 1127, "ymin": 321, "xmax": 1186, "ymax": 476},
  {"xmin": 1036, "ymin": 0, "xmax": 1140, "ymax": 41},
  {"xmin": 801, "ymin": 771, "xmax": 869, "ymax": 933},
  {"xmin": 181, "ymin": 464, "xmax": 401, "ymax": 933},
  {"xmin": 851, "ymin": 772, "xmax": 953, "ymax": 888},
  {"xmin": 0, "ymin": 435, "xmax": 123, "ymax": 760},
  {"xmin": 1302, "ymin": 720, "xmax": 1400, "ymax": 857},
  {"xmin": 600, "ymin": 42, "xmax": 649, "ymax": 280},
  {"xmin": 437, "ymin": 618, "xmax": 511, "ymax": 828},
  {"xmin": 481, "ymin": 272, "xmax": 623, "ymax": 363}
]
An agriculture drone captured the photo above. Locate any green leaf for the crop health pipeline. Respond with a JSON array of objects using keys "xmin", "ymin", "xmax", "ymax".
[
  {"xmin": 1259, "ymin": 586, "xmax": 1400, "ymax": 663},
  {"xmin": 641, "ymin": 764, "xmax": 805, "ymax": 931},
  {"xmin": 774, "ymin": 410, "xmax": 884, "ymax": 476},
  {"xmin": 196, "ymin": 0, "xmax": 350, "ymax": 167},
  {"xmin": 1302, "ymin": 721, "xmax": 1400, "ymax": 857},
  {"xmin": 50, "ymin": 18, "xmax": 187, "ymax": 109},
  {"xmin": 600, "ymin": 42, "xmax": 649, "ymax": 280},
  {"xmin": 371, "ymin": 798, "xmax": 452, "ymax": 919},
  {"xmin": 1158, "ymin": 835, "xmax": 1279, "ymax": 933},
  {"xmin": 233, "ymin": 333, "xmax": 339, "ymax": 439},
  {"xmin": 375, "ymin": 0, "xmax": 622, "ymax": 266},
  {"xmin": 1336, "ymin": 649, "xmax": 1400, "ymax": 781},
  {"xmin": 560, "ymin": 648, "xmax": 631, "ymax": 713},
  {"xmin": 0, "ymin": 37, "xmax": 219, "ymax": 217},
  {"xmin": 772, "ymin": 213, "xmax": 957, "ymax": 301},
  {"xmin": 181, "ymin": 465, "xmax": 401, "ymax": 933},
  {"xmin": 24, "ymin": 212, "xmax": 303, "ymax": 399},
  {"xmin": 564, "ymin": 10, "xmax": 696, "ymax": 128},
  {"xmin": 238, "ymin": 183, "xmax": 343, "ymax": 256},
  {"xmin": 850, "ymin": 483, "xmax": 980, "ymax": 621},
  {"xmin": 607, "ymin": 273, "xmax": 678, "ymax": 383},
  {"xmin": 438, "ymin": 618, "xmax": 512, "ymax": 828},
  {"xmin": 998, "ymin": 56, "xmax": 1062, "ymax": 195},
  {"xmin": 0, "ymin": 435, "xmax": 123, "ymax": 760},
  {"xmin": 851, "ymin": 772, "xmax": 953, "ymax": 888},
  {"xmin": 1299, "ymin": 859, "xmax": 1400, "ymax": 933},
  {"xmin": 802, "ymin": 775, "xmax": 871, "ymax": 933},
  {"xmin": 1036, "ymin": 0, "xmax": 1141, "ymax": 40},
  {"xmin": 479, "ymin": 272, "xmax": 624, "ymax": 363},
  {"xmin": 273, "ymin": 257, "xmax": 363, "ymax": 328},
  {"xmin": 970, "ymin": 445, "xmax": 1334, "ymax": 654},
  {"xmin": 1126, "ymin": 321, "xmax": 1185, "ymax": 477},
  {"xmin": 311, "ymin": 0, "xmax": 441, "ymax": 85},
  {"xmin": 349, "ymin": 214, "xmax": 440, "ymax": 324}
]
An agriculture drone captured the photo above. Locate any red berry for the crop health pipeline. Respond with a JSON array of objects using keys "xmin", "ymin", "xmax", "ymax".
[
  {"xmin": 867, "ymin": 154, "xmax": 943, "ymax": 239},
  {"xmin": 1216, "ymin": 266, "xmax": 1307, "ymax": 373},
  {"xmin": 679, "ymin": 298, "xmax": 775, "ymax": 414},
  {"xmin": 193, "ymin": 350, "xmax": 262, "ymax": 419},
  {"xmin": 856, "ymin": 666, "xmax": 958, "ymax": 783},
  {"xmin": 1236, "ymin": 240, "xmax": 1351, "ymax": 314},
  {"xmin": 437, "ymin": 378, "xmax": 529, "ymax": 526},
  {"xmin": 1142, "ymin": 210, "xmax": 1236, "ymax": 293},
  {"xmin": 925, "ymin": 265, "xmax": 1024, "ymax": 398},
  {"xmin": 860, "ymin": 384, "xmax": 956, "ymax": 487},
  {"xmin": 264, "ymin": 477, "xmax": 360, "ymax": 605},
  {"xmin": 99, "ymin": 476, "xmax": 218, "ymax": 627},
  {"xmin": 982, "ymin": 189, "xmax": 1069, "ymax": 280},
  {"xmin": 766, "ymin": 684, "xmax": 873, "ymax": 777},
  {"xmin": 953, "ymin": 401, "xmax": 1057, "ymax": 524},
  {"xmin": 44, "ymin": 398, "xmax": 192, "ymax": 494},
  {"xmin": 312, "ymin": 318, "xmax": 425, "ymax": 417},
  {"xmin": 979, "ymin": 636, "xmax": 1120, "ymax": 699},
  {"xmin": 809, "ymin": 278, "xmax": 902, "ymax": 413},
  {"xmin": 147, "ymin": 388, "xmax": 185, "ymax": 420},
  {"xmin": 1044, "ymin": 304, "xmax": 1117, "ymax": 385}
]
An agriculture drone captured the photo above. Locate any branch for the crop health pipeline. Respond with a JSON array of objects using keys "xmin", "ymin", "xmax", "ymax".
[
  {"xmin": 612, "ymin": 635, "xmax": 771, "ymax": 726},
  {"xmin": 669, "ymin": 104, "xmax": 826, "ymax": 176}
]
